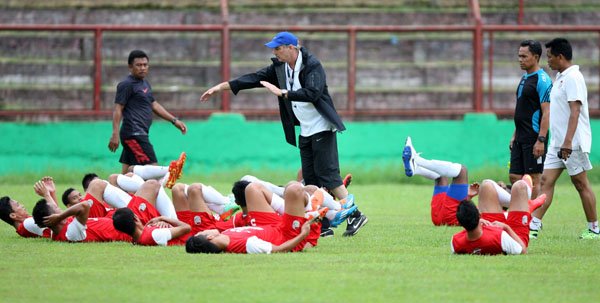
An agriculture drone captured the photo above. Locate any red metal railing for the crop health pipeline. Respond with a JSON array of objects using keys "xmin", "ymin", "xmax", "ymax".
[{"xmin": 0, "ymin": 0, "xmax": 599, "ymax": 118}]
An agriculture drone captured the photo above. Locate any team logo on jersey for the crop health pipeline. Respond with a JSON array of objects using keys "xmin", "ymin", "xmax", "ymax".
[
  {"xmin": 250, "ymin": 218, "xmax": 256, "ymax": 226},
  {"xmin": 292, "ymin": 220, "xmax": 301, "ymax": 230},
  {"xmin": 194, "ymin": 215, "xmax": 202, "ymax": 225},
  {"xmin": 142, "ymin": 87, "xmax": 148, "ymax": 94},
  {"xmin": 139, "ymin": 203, "xmax": 146, "ymax": 212},
  {"xmin": 84, "ymin": 199, "xmax": 93, "ymax": 206},
  {"xmin": 522, "ymin": 215, "xmax": 528, "ymax": 225}
]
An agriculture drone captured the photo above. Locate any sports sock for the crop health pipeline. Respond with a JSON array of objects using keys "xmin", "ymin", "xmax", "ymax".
[
  {"xmin": 201, "ymin": 185, "xmax": 229, "ymax": 205},
  {"xmin": 321, "ymin": 190, "xmax": 341, "ymax": 211},
  {"xmin": 483, "ymin": 179, "xmax": 511, "ymax": 208},
  {"xmin": 183, "ymin": 184, "xmax": 189, "ymax": 197},
  {"xmin": 588, "ymin": 221, "xmax": 599, "ymax": 233},
  {"xmin": 530, "ymin": 216, "xmax": 542, "ymax": 230},
  {"xmin": 325, "ymin": 209, "xmax": 337, "ymax": 221},
  {"xmin": 414, "ymin": 166, "xmax": 441, "ymax": 180},
  {"xmin": 133, "ymin": 165, "xmax": 169, "ymax": 180},
  {"xmin": 270, "ymin": 194, "xmax": 285, "ymax": 215},
  {"xmin": 102, "ymin": 181, "xmax": 131, "ymax": 208},
  {"xmin": 155, "ymin": 186, "xmax": 177, "ymax": 219},
  {"xmin": 116, "ymin": 174, "xmax": 144, "ymax": 193},
  {"xmin": 241, "ymin": 175, "xmax": 285, "ymax": 197},
  {"xmin": 414, "ymin": 158, "xmax": 461, "ymax": 178}
]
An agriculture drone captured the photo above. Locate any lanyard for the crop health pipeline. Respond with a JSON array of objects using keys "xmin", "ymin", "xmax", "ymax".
[{"xmin": 286, "ymin": 65, "xmax": 295, "ymax": 90}]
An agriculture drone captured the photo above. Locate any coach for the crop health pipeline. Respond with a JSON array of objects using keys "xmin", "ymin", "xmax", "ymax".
[{"xmin": 200, "ymin": 32, "xmax": 367, "ymax": 237}]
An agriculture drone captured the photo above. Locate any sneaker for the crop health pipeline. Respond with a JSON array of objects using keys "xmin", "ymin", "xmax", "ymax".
[
  {"xmin": 306, "ymin": 207, "xmax": 329, "ymax": 222},
  {"xmin": 580, "ymin": 229, "xmax": 600, "ymax": 239},
  {"xmin": 528, "ymin": 194, "xmax": 546, "ymax": 214},
  {"xmin": 402, "ymin": 137, "xmax": 417, "ymax": 177},
  {"xmin": 330, "ymin": 205, "xmax": 358, "ymax": 227},
  {"xmin": 339, "ymin": 194, "xmax": 355, "ymax": 209},
  {"xmin": 310, "ymin": 189, "xmax": 324, "ymax": 211},
  {"xmin": 320, "ymin": 228, "xmax": 334, "ymax": 237},
  {"xmin": 343, "ymin": 213, "xmax": 368, "ymax": 237},
  {"xmin": 343, "ymin": 173, "xmax": 352, "ymax": 188},
  {"xmin": 166, "ymin": 152, "xmax": 187, "ymax": 189},
  {"xmin": 220, "ymin": 202, "xmax": 241, "ymax": 221},
  {"xmin": 529, "ymin": 228, "xmax": 540, "ymax": 239}
]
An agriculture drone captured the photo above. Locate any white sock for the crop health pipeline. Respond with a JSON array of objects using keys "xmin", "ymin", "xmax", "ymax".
[
  {"xmin": 201, "ymin": 185, "xmax": 229, "ymax": 205},
  {"xmin": 155, "ymin": 186, "xmax": 177, "ymax": 219},
  {"xmin": 530, "ymin": 216, "xmax": 542, "ymax": 230},
  {"xmin": 102, "ymin": 181, "xmax": 131, "ymax": 208},
  {"xmin": 116, "ymin": 174, "xmax": 144, "ymax": 193},
  {"xmin": 183, "ymin": 184, "xmax": 189, "ymax": 197},
  {"xmin": 588, "ymin": 221, "xmax": 599, "ymax": 233},
  {"xmin": 414, "ymin": 166, "xmax": 441, "ymax": 180},
  {"xmin": 241, "ymin": 175, "xmax": 285, "ymax": 197},
  {"xmin": 321, "ymin": 190, "xmax": 341, "ymax": 211},
  {"xmin": 325, "ymin": 209, "xmax": 337, "ymax": 221},
  {"xmin": 414, "ymin": 157, "xmax": 461, "ymax": 178},
  {"xmin": 133, "ymin": 165, "xmax": 169, "ymax": 180},
  {"xmin": 271, "ymin": 194, "xmax": 285, "ymax": 215},
  {"xmin": 483, "ymin": 179, "xmax": 512, "ymax": 208}
]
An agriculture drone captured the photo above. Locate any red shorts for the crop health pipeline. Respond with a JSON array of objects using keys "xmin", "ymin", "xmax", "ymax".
[
  {"xmin": 177, "ymin": 211, "xmax": 217, "ymax": 234},
  {"xmin": 481, "ymin": 211, "xmax": 530, "ymax": 248},
  {"xmin": 214, "ymin": 212, "xmax": 249, "ymax": 231},
  {"xmin": 430, "ymin": 193, "xmax": 460, "ymax": 226},
  {"xmin": 127, "ymin": 195, "xmax": 159, "ymax": 225},
  {"xmin": 247, "ymin": 211, "xmax": 281, "ymax": 227},
  {"xmin": 82, "ymin": 193, "xmax": 109, "ymax": 218}
]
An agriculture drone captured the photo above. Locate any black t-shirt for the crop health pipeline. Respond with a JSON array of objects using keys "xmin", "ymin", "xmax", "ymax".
[
  {"xmin": 513, "ymin": 69, "xmax": 552, "ymax": 143},
  {"xmin": 115, "ymin": 75, "xmax": 155, "ymax": 137}
]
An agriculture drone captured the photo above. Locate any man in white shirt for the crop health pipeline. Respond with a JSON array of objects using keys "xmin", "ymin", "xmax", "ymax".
[{"xmin": 529, "ymin": 38, "xmax": 598, "ymax": 239}]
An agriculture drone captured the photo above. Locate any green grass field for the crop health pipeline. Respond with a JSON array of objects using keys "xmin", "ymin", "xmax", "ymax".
[{"xmin": 1, "ymin": 180, "xmax": 600, "ymax": 302}]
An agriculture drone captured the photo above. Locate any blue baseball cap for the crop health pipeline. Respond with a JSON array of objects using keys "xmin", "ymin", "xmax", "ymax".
[{"xmin": 265, "ymin": 32, "xmax": 298, "ymax": 48}]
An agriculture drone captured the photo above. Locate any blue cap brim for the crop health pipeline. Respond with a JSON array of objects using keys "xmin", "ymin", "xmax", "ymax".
[{"xmin": 265, "ymin": 41, "xmax": 281, "ymax": 48}]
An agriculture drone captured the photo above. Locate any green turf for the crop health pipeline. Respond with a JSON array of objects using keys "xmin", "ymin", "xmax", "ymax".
[{"xmin": 1, "ymin": 181, "xmax": 599, "ymax": 302}]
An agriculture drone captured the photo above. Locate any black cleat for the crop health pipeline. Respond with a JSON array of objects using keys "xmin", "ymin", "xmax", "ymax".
[
  {"xmin": 343, "ymin": 214, "xmax": 368, "ymax": 237},
  {"xmin": 320, "ymin": 228, "xmax": 334, "ymax": 237}
]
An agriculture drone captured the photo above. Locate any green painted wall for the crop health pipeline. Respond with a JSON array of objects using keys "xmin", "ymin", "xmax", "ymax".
[{"xmin": 1, "ymin": 113, "xmax": 599, "ymax": 176}]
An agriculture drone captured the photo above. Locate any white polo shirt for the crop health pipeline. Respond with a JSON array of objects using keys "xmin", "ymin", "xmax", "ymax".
[
  {"xmin": 286, "ymin": 50, "xmax": 333, "ymax": 137},
  {"xmin": 549, "ymin": 65, "xmax": 592, "ymax": 153}
]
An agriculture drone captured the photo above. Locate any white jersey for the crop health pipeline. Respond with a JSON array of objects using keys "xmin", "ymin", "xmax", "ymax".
[{"xmin": 549, "ymin": 65, "xmax": 591, "ymax": 153}]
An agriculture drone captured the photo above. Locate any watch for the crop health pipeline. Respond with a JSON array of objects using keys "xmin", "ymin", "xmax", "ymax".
[
  {"xmin": 537, "ymin": 136, "xmax": 546, "ymax": 143},
  {"xmin": 281, "ymin": 89, "xmax": 288, "ymax": 99},
  {"xmin": 171, "ymin": 117, "xmax": 178, "ymax": 125}
]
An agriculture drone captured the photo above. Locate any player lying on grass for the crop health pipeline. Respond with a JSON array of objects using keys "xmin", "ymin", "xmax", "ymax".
[
  {"xmin": 452, "ymin": 178, "xmax": 544, "ymax": 255},
  {"xmin": 402, "ymin": 136, "xmax": 545, "ymax": 226},
  {"xmin": 185, "ymin": 181, "xmax": 325, "ymax": 254}
]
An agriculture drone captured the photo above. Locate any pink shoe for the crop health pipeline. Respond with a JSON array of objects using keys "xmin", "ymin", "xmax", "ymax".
[{"xmin": 529, "ymin": 194, "xmax": 546, "ymax": 213}]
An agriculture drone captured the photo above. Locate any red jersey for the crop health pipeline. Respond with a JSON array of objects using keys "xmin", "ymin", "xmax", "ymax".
[
  {"xmin": 223, "ymin": 226, "xmax": 282, "ymax": 253},
  {"xmin": 451, "ymin": 225, "xmax": 504, "ymax": 255},
  {"xmin": 214, "ymin": 212, "xmax": 249, "ymax": 231},
  {"xmin": 136, "ymin": 211, "xmax": 218, "ymax": 246},
  {"xmin": 52, "ymin": 217, "xmax": 131, "ymax": 242},
  {"xmin": 82, "ymin": 193, "xmax": 112, "ymax": 218},
  {"xmin": 16, "ymin": 217, "xmax": 51, "ymax": 238},
  {"xmin": 127, "ymin": 195, "xmax": 159, "ymax": 225}
]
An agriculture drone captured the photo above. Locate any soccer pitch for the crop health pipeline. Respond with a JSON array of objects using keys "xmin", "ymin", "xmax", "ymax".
[{"xmin": 1, "ymin": 182, "xmax": 599, "ymax": 302}]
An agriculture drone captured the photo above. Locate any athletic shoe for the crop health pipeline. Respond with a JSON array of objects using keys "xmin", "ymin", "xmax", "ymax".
[
  {"xmin": 306, "ymin": 207, "xmax": 329, "ymax": 222},
  {"xmin": 343, "ymin": 213, "xmax": 368, "ymax": 237},
  {"xmin": 528, "ymin": 194, "xmax": 546, "ymax": 214},
  {"xmin": 220, "ymin": 202, "xmax": 241, "ymax": 221},
  {"xmin": 320, "ymin": 228, "xmax": 334, "ymax": 237},
  {"xmin": 166, "ymin": 152, "xmax": 187, "ymax": 189},
  {"xmin": 529, "ymin": 229, "xmax": 540, "ymax": 239},
  {"xmin": 339, "ymin": 194, "xmax": 355, "ymax": 209},
  {"xmin": 579, "ymin": 229, "xmax": 600, "ymax": 239},
  {"xmin": 330, "ymin": 205, "xmax": 358, "ymax": 228},
  {"xmin": 310, "ymin": 189, "xmax": 324, "ymax": 211},
  {"xmin": 402, "ymin": 136, "xmax": 417, "ymax": 177},
  {"xmin": 343, "ymin": 173, "xmax": 352, "ymax": 188}
]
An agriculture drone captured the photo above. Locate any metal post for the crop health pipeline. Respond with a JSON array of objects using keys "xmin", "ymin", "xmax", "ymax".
[
  {"xmin": 488, "ymin": 31, "xmax": 494, "ymax": 110},
  {"xmin": 93, "ymin": 28, "xmax": 103, "ymax": 111},
  {"xmin": 220, "ymin": 0, "xmax": 231, "ymax": 112},
  {"xmin": 347, "ymin": 28, "xmax": 357, "ymax": 117}
]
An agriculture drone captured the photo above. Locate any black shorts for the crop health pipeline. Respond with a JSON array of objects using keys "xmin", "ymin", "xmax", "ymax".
[
  {"xmin": 119, "ymin": 135, "xmax": 157, "ymax": 166},
  {"xmin": 509, "ymin": 140, "xmax": 544, "ymax": 175},
  {"xmin": 298, "ymin": 131, "xmax": 343, "ymax": 190}
]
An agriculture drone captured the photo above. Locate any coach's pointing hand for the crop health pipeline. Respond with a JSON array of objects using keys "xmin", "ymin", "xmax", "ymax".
[{"xmin": 201, "ymin": 82, "xmax": 231, "ymax": 102}]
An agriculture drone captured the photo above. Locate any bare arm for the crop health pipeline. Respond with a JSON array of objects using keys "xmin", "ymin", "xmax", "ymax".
[
  {"xmin": 271, "ymin": 219, "xmax": 313, "ymax": 253},
  {"xmin": 108, "ymin": 104, "xmax": 124, "ymax": 152},
  {"xmin": 559, "ymin": 101, "xmax": 581, "ymax": 160},
  {"xmin": 533, "ymin": 102, "xmax": 550, "ymax": 158},
  {"xmin": 151, "ymin": 102, "xmax": 187, "ymax": 134},
  {"xmin": 147, "ymin": 216, "xmax": 191, "ymax": 239},
  {"xmin": 200, "ymin": 82, "xmax": 231, "ymax": 102},
  {"xmin": 492, "ymin": 221, "xmax": 527, "ymax": 254},
  {"xmin": 33, "ymin": 178, "xmax": 58, "ymax": 207},
  {"xmin": 44, "ymin": 200, "xmax": 91, "ymax": 227}
]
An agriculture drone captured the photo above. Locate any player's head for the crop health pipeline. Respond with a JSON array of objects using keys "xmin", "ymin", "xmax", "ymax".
[
  {"xmin": 545, "ymin": 38, "xmax": 572, "ymax": 72},
  {"xmin": 32, "ymin": 199, "xmax": 52, "ymax": 228},
  {"xmin": 112, "ymin": 208, "xmax": 137, "ymax": 236},
  {"xmin": 456, "ymin": 200, "xmax": 480, "ymax": 231},
  {"xmin": 519, "ymin": 40, "xmax": 542, "ymax": 62},
  {"xmin": 0, "ymin": 196, "xmax": 15, "ymax": 225},
  {"xmin": 61, "ymin": 188, "xmax": 82, "ymax": 207},
  {"xmin": 127, "ymin": 50, "xmax": 149, "ymax": 65},
  {"xmin": 82, "ymin": 173, "xmax": 99, "ymax": 191},
  {"xmin": 232, "ymin": 180, "xmax": 251, "ymax": 207},
  {"xmin": 185, "ymin": 235, "xmax": 224, "ymax": 254}
]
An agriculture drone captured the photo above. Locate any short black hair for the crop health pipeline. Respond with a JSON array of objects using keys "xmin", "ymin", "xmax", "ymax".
[
  {"xmin": 0, "ymin": 196, "xmax": 15, "ymax": 225},
  {"xmin": 32, "ymin": 199, "xmax": 51, "ymax": 228},
  {"xmin": 520, "ymin": 40, "xmax": 542, "ymax": 59},
  {"xmin": 62, "ymin": 188, "xmax": 76, "ymax": 207},
  {"xmin": 112, "ymin": 208, "xmax": 137, "ymax": 236},
  {"xmin": 545, "ymin": 37, "xmax": 572, "ymax": 61},
  {"xmin": 456, "ymin": 200, "xmax": 480, "ymax": 231},
  {"xmin": 128, "ymin": 50, "xmax": 149, "ymax": 65},
  {"xmin": 82, "ymin": 173, "xmax": 99, "ymax": 191},
  {"xmin": 231, "ymin": 180, "xmax": 251, "ymax": 207},
  {"xmin": 185, "ymin": 235, "xmax": 223, "ymax": 254}
]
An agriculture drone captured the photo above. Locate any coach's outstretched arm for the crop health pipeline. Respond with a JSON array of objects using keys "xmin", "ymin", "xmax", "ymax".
[{"xmin": 200, "ymin": 82, "xmax": 231, "ymax": 102}]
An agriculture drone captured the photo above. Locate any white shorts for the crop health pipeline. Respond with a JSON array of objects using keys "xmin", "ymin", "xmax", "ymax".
[
  {"xmin": 544, "ymin": 146, "xmax": 593, "ymax": 176},
  {"xmin": 65, "ymin": 218, "xmax": 87, "ymax": 242}
]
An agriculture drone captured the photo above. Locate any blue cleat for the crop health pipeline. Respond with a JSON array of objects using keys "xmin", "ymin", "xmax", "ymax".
[
  {"xmin": 402, "ymin": 136, "xmax": 417, "ymax": 177},
  {"xmin": 330, "ymin": 205, "xmax": 358, "ymax": 228},
  {"xmin": 340, "ymin": 194, "xmax": 355, "ymax": 209}
]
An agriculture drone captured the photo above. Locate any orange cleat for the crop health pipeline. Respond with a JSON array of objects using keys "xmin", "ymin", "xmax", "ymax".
[
  {"xmin": 310, "ymin": 189, "xmax": 324, "ymax": 211},
  {"xmin": 306, "ymin": 207, "xmax": 329, "ymax": 223},
  {"xmin": 343, "ymin": 173, "xmax": 352, "ymax": 188},
  {"xmin": 165, "ymin": 152, "xmax": 186, "ymax": 189},
  {"xmin": 529, "ymin": 194, "xmax": 546, "ymax": 214}
]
